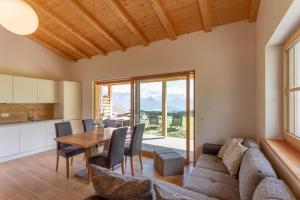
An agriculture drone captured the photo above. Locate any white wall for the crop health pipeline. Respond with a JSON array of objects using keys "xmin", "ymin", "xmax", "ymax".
[
  {"xmin": 256, "ymin": 0, "xmax": 294, "ymax": 141},
  {"xmin": 0, "ymin": 27, "xmax": 73, "ymax": 81},
  {"xmin": 72, "ymin": 21, "xmax": 257, "ymax": 158}
]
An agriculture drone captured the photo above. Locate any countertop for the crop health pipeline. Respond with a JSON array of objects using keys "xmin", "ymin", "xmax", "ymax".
[{"xmin": 0, "ymin": 118, "xmax": 64, "ymax": 126}]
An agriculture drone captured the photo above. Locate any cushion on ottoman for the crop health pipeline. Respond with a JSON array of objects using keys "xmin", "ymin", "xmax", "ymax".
[
  {"xmin": 154, "ymin": 149, "xmax": 176, "ymax": 170},
  {"xmin": 155, "ymin": 151, "xmax": 184, "ymax": 176}
]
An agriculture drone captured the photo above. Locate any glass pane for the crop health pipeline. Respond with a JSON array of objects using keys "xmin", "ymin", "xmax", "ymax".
[
  {"xmin": 139, "ymin": 81, "xmax": 162, "ymax": 136},
  {"xmin": 111, "ymin": 84, "xmax": 131, "ymax": 117},
  {"xmin": 100, "ymin": 86, "xmax": 110, "ymax": 117},
  {"xmin": 189, "ymin": 78, "xmax": 194, "ymax": 163},
  {"xmin": 166, "ymin": 79, "xmax": 186, "ymax": 158},
  {"xmin": 288, "ymin": 92, "xmax": 295, "ymax": 134},
  {"xmin": 295, "ymin": 91, "xmax": 300, "ymax": 137},
  {"xmin": 295, "ymin": 42, "xmax": 300, "ymax": 87}
]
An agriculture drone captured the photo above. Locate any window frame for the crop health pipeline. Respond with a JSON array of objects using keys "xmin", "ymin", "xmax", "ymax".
[{"xmin": 284, "ymin": 28, "xmax": 300, "ymax": 137}]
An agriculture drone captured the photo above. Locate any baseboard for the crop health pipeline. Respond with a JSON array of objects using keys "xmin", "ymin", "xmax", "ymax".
[{"xmin": 0, "ymin": 145, "xmax": 56, "ymax": 163}]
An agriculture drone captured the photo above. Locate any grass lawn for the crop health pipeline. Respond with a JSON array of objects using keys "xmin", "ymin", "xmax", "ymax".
[{"xmin": 140, "ymin": 115, "xmax": 194, "ymax": 139}]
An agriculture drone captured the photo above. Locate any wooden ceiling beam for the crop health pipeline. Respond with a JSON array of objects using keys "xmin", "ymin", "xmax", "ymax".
[
  {"xmin": 249, "ymin": 0, "xmax": 260, "ymax": 22},
  {"xmin": 39, "ymin": 28, "xmax": 90, "ymax": 59},
  {"xmin": 106, "ymin": 0, "xmax": 149, "ymax": 46},
  {"xmin": 25, "ymin": 0, "xmax": 107, "ymax": 55},
  {"xmin": 28, "ymin": 35, "xmax": 76, "ymax": 62},
  {"xmin": 198, "ymin": 0, "xmax": 212, "ymax": 32},
  {"xmin": 150, "ymin": 0, "xmax": 177, "ymax": 40},
  {"xmin": 69, "ymin": 0, "xmax": 126, "ymax": 51}
]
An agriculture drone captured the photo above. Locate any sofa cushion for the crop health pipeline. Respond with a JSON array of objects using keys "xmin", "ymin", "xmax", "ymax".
[
  {"xmin": 223, "ymin": 141, "xmax": 248, "ymax": 177},
  {"xmin": 239, "ymin": 148, "xmax": 277, "ymax": 200},
  {"xmin": 184, "ymin": 167, "xmax": 240, "ymax": 200},
  {"xmin": 196, "ymin": 154, "xmax": 229, "ymax": 174},
  {"xmin": 154, "ymin": 180, "xmax": 218, "ymax": 200},
  {"xmin": 242, "ymin": 138, "xmax": 259, "ymax": 149},
  {"xmin": 253, "ymin": 177, "xmax": 296, "ymax": 200}
]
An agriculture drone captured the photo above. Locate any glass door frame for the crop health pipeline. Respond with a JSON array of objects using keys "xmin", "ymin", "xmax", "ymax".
[{"xmin": 94, "ymin": 70, "xmax": 195, "ymax": 164}]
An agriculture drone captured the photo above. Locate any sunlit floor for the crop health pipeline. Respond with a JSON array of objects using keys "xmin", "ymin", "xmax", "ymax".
[
  {"xmin": 0, "ymin": 149, "xmax": 193, "ymax": 200},
  {"xmin": 142, "ymin": 134, "xmax": 193, "ymax": 159}
]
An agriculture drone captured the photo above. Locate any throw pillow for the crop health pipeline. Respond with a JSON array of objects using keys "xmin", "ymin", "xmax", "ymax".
[
  {"xmin": 223, "ymin": 140, "xmax": 248, "ymax": 177},
  {"xmin": 253, "ymin": 177, "xmax": 296, "ymax": 200},
  {"xmin": 92, "ymin": 168, "xmax": 154, "ymax": 200},
  {"xmin": 217, "ymin": 138, "xmax": 243, "ymax": 158}
]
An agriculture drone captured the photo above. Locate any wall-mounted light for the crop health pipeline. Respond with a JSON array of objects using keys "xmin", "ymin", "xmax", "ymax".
[{"xmin": 0, "ymin": 0, "xmax": 39, "ymax": 35}]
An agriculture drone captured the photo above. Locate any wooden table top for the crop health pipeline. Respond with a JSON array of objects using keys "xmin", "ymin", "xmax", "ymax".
[{"xmin": 55, "ymin": 132, "xmax": 111, "ymax": 148}]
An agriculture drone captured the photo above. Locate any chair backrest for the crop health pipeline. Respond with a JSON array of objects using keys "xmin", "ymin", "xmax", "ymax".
[
  {"xmin": 82, "ymin": 119, "xmax": 95, "ymax": 132},
  {"xmin": 171, "ymin": 114, "xmax": 183, "ymax": 127},
  {"xmin": 108, "ymin": 127, "xmax": 128, "ymax": 167},
  {"xmin": 148, "ymin": 115, "xmax": 159, "ymax": 125},
  {"xmin": 129, "ymin": 124, "xmax": 145, "ymax": 156},
  {"xmin": 55, "ymin": 121, "xmax": 73, "ymax": 150}
]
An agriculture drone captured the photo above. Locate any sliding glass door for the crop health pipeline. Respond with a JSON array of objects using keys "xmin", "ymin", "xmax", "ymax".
[{"xmin": 94, "ymin": 71, "xmax": 195, "ymax": 163}]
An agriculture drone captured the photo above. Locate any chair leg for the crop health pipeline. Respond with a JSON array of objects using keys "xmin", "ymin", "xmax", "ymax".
[
  {"xmin": 71, "ymin": 157, "xmax": 73, "ymax": 166},
  {"xmin": 56, "ymin": 152, "xmax": 59, "ymax": 172},
  {"xmin": 66, "ymin": 157, "xmax": 70, "ymax": 179},
  {"xmin": 111, "ymin": 166, "xmax": 114, "ymax": 171},
  {"xmin": 121, "ymin": 161, "xmax": 125, "ymax": 175},
  {"xmin": 130, "ymin": 157, "xmax": 134, "ymax": 176},
  {"xmin": 139, "ymin": 152, "xmax": 143, "ymax": 170}
]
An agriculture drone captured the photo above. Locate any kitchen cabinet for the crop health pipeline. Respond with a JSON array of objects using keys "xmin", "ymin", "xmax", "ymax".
[
  {"xmin": 0, "ymin": 74, "xmax": 13, "ymax": 103},
  {"xmin": 13, "ymin": 76, "xmax": 38, "ymax": 103},
  {"xmin": 20, "ymin": 123, "xmax": 46, "ymax": 152},
  {"xmin": 38, "ymin": 79, "xmax": 59, "ymax": 103},
  {"xmin": 61, "ymin": 81, "xmax": 82, "ymax": 120},
  {"xmin": 0, "ymin": 126, "xmax": 19, "ymax": 157}
]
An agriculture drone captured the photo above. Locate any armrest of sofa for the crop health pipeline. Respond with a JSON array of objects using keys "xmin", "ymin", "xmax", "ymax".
[{"xmin": 203, "ymin": 143, "xmax": 223, "ymax": 155}]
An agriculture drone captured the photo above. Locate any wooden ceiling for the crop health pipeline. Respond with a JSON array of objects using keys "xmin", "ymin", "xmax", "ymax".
[{"xmin": 25, "ymin": 0, "xmax": 260, "ymax": 62}]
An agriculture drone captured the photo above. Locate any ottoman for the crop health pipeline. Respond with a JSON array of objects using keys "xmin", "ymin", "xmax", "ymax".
[{"xmin": 154, "ymin": 149, "xmax": 184, "ymax": 176}]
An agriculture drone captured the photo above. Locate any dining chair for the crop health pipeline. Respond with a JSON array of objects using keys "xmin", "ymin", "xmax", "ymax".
[
  {"xmin": 55, "ymin": 121, "xmax": 85, "ymax": 178},
  {"xmin": 124, "ymin": 124, "xmax": 145, "ymax": 175},
  {"xmin": 88, "ymin": 127, "xmax": 128, "ymax": 174},
  {"xmin": 82, "ymin": 118, "xmax": 103, "ymax": 152},
  {"xmin": 82, "ymin": 119, "xmax": 95, "ymax": 132}
]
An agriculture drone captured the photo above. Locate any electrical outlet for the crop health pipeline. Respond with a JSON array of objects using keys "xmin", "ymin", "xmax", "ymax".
[{"xmin": 1, "ymin": 113, "xmax": 10, "ymax": 118}]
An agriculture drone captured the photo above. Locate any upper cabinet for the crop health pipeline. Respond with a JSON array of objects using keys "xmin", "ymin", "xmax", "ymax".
[
  {"xmin": 62, "ymin": 81, "xmax": 82, "ymax": 120},
  {"xmin": 37, "ymin": 79, "xmax": 59, "ymax": 103},
  {"xmin": 13, "ymin": 76, "xmax": 38, "ymax": 103},
  {"xmin": 0, "ymin": 74, "xmax": 13, "ymax": 103}
]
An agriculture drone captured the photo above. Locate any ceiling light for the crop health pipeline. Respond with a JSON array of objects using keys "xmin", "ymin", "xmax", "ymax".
[{"xmin": 0, "ymin": 0, "xmax": 39, "ymax": 35}]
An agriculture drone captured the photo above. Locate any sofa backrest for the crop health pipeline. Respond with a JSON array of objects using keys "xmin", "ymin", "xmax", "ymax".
[
  {"xmin": 242, "ymin": 138, "xmax": 259, "ymax": 149},
  {"xmin": 239, "ymin": 148, "xmax": 277, "ymax": 200}
]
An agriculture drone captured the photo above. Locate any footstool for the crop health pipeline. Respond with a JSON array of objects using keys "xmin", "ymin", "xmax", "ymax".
[{"xmin": 154, "ymin": 149, "xmax": 184, "ymax": 176}]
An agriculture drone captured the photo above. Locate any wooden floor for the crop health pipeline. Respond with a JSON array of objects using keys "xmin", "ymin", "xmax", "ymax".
[{"xmin": 0, "ymin": 149, "xmax": 193, "ymax": 200}]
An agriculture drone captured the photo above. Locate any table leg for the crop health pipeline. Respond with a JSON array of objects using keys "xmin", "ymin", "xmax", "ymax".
[{"xmin": 75, "ymin": 145, "xmax": 98, "ymax": 183}]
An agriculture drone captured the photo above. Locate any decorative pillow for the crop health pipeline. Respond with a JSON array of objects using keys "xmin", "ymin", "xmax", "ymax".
[
  {"xmin": 223, "ymin": 140, "xmax": 248, "ymax": 177},
  {"xmin": 253, "ymin": 177, "xmax": 296, "ymax": 200},
  {"xmin": 217, "ymin": 138, "xmax": 243, "ymax": 158},
  {"xmin": 92, "ymin": 166, "xmax": 154, "ymax": 200}
]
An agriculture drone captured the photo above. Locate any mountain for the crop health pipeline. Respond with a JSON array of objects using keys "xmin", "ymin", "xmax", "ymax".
[{"xmin": 111, "ymin": 92, "xmax": 187, "ymax": 113}]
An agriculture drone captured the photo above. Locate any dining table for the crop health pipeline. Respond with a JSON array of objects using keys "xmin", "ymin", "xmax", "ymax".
[{"xmin": 55, "ymin": 128, "xmax": 116, "ymax": 183}]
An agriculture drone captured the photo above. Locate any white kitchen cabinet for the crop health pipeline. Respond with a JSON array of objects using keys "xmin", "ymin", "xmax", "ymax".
[
  {"xmin": 0, "ymin": 126, "xmax": 19, "ymax": 157},
  {"xmin": 61, "ymin": 81, "xmax": 82, "ymax": 120},
  {"xmin": 13, "ymin": 76, "xmax": 38, "ymax": 103},
  {"xmin": 20, "ymin": 123, "xmax": 46, "ymax": 152},
  {"xmin": 38, "ymin": 79, "xmax": 59, "ymax": 103},
  {"xmin": 0, "ymin": 74, "xmax": 13, "ymax": 103}
]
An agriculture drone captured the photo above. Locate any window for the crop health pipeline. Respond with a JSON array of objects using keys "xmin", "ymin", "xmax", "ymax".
[{"xmin": 285, "ymin": 38, "xmax": 300, "ymax": 137}]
